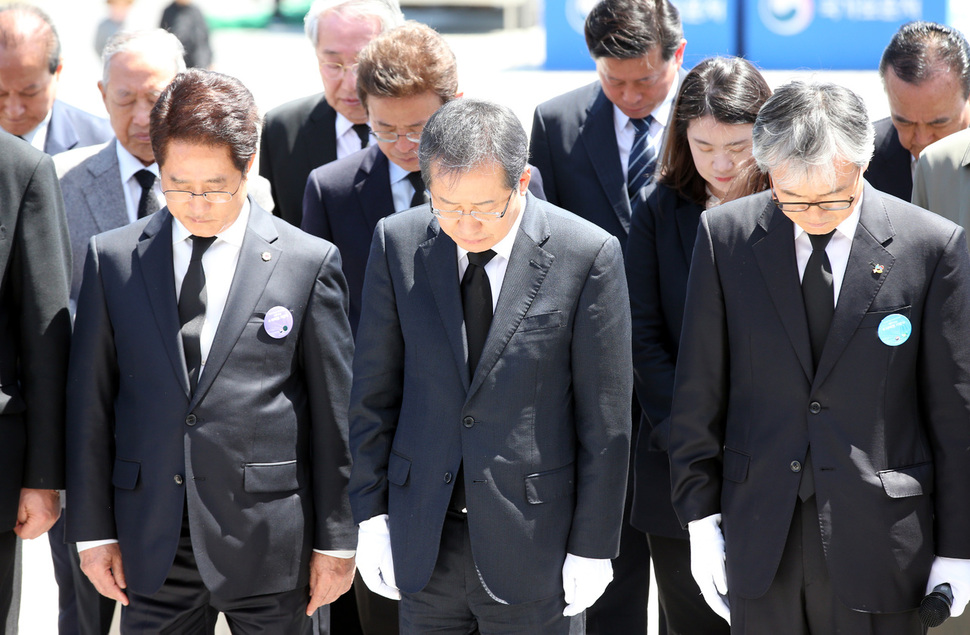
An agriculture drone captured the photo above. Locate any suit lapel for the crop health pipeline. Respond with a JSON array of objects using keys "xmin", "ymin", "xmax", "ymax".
[
  {"xmin": 751, "ymin": 200, "xmax": 814, "ymax": 383},
  {"xmin": 304, "ymin": 97, "xmax": 339, "ymax": 170},
  {"xmin": 813, "ymin": 185, "xmax": 894, "ymax": 388},
  {"xmin": 468, "ymin": 197, "xmax": 553, "ymax": 398},
  {"xmin": 190, "ymin": 200, "xmax": 281, "ymax": 408},
  {"xmin": 355, "ymin": 147, "xmax": 393, "ymax": 234},
  {"xmin": 580, "ymin": 88, "xmax": 631, "ymax": 235},
  {"xmin": 81, "ymin": 141, "xmax": 130, "ymax": 233},
  {"xmin": 418, "ymin": 221, "xmax": 470, "ymax": 388},
  {"xmin": 135, "ymin": 211, "xmax": 190, "ymax": 395},
  {"xmin": 45, "ymin": 101, "xmax": 79, "ymax": 155}
]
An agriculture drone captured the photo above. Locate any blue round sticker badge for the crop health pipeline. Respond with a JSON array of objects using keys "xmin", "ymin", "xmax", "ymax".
[{"xmin": 877, "ymin": 314, "xmax": 911, "ymax": 347}]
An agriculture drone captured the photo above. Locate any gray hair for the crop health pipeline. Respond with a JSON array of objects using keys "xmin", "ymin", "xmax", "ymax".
[
  {"xmin": 101, "ymin": 30, "xmax": 185, "ymax": 86},
  {"xmin": 304, "ymin": 0, "xmax": 404, "ymax": 47},
  {"xmin": 752, "ymin": 81, "xmax": 874, "ymax": 187},
  {"xmin": 418, "ymin": 98, "xmax": 528, "ymax": 190}
]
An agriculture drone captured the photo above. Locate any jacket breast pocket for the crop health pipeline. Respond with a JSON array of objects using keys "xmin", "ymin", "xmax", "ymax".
[
  {"xmin": 878, "ymin": 462, "xmax": 933, "ymax": 498},
  {"xmin": 722, "ymin": 447, "xmax": 750, "ymax": 484},
  {"xmin": 859, "ymin": 305, "xmax": 912, "ymax": 329},
  {"xmin": 524, "ymin": 463, "xmax": 575, "ymax": 504},
  {"xmin": 243, "ymin": 460, "xmax": 299, "ymax": 493},
  {"xmin": 387, "ymin": 452, "xmax": 411, "ymax": 487},
  {"xmin": 519, "ymin": 310, "xmax": 564, "ymax": 332},
  {"xmin": 112, "ymin": 458, "xmax": 141, "ymax": 491}
]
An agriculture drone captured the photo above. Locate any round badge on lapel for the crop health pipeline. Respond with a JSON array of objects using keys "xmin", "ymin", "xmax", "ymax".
[
  {"xmin": 877, "ymin": 313, "xmax": 911, "ymax": 347},
  {"xmin": 263, "ymin": 306, "xmax": 293, "ymax": 339}
]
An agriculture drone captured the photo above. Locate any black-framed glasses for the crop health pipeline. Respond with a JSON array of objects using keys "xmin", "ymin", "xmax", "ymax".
[
  {"xmin": 163, "ymin": 176, "xmax": 244, "ymax": 204},
  {"xmin": 370, "ymin": 130, "xmax": 423, "ymax": 144},
  {"xmin": 319, "ymin": 61, "xmax": 358, "ymax": 80},
  {"xmin": 429, "ymin": 189, "xmax": 515, "ymax": 223},
  {"xmin": 771, "ymin": 193, "xmax": 855, "ymax": 213}
]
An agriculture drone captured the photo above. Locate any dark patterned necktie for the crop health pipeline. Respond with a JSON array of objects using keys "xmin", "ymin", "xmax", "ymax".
[
  {"xmin": 627, "ymin": 115, "xmax": 657, "ymax": 202},
  {"xmin": 352, "ymin": 123, "xmax": 370, "ymax": 149},
  {"xmin": 134, "ymin": 169, "xmax": 159, "ymax": 218},
  {"xmin": 406, "ymin": 171, "xmax": 425, "ymax": 208},
  {"xmin": 179, "ymin": 235, "xmax": 216, "ymax": 393}
]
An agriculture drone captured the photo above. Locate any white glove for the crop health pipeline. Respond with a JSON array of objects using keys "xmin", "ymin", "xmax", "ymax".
[
  {"xmin": 356, "ymin": 514, "xmax": 401, "ymax": 600},
  {"xmin": 562, "ymin": 553, "xmax": 613, "ymax": 617},
  {"xmin": 926, "ymin": 556, "xmax": 970, "ymax": 618},
  {"xmin": 687, "ymin": 513, "xmax": 731, "ymax": 624}
]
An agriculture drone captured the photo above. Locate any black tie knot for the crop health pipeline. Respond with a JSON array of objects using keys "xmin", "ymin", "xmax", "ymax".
[
  {"xmin": 352, "ymin": 123, "xmax": 370, "ymax": 148},
  {"xmin": 808, "ymin": 230, "xmax": 835, "ymax": 251},
  {"xmin": 406, "ymin": 171, "xmax": 425, "ymax": 207},
  {"xmin": 467, "ymin": 249, "xmax": 496, "ymax": 268},
  {"xmin": 189, "ymin": 235, "xmax": 216, "ymax": 261},
  {"xmin": 134, "ymin": 169, "xmax": 156, "ymax": 190}
]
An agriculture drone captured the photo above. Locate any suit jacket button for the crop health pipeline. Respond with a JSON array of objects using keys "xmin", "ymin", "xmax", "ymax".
[
  {"xmin": 809, "ymin": 401, "xmax": 822, "ymax": 414},
  {"xmin": 444, "ymin": 472, "xmax": 452, "ymax": 484},
  {"xmin": 462, "ymin": 416, "xmax": 475, "ymax": 428},
  {"xmin": 790, "ymin": 461, "xmax": 802, "ymax": 473},
  {"xmin": 185, "ymin": 414, "xmax": 197, "ymax": 426},
  {"xmin": 174, "ymin": 474, "xmax": 184, "ymax": 485}
]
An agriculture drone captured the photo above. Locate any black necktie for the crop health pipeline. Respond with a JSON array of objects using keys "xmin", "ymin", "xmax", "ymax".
[
  {"xmin": 802, "ymin": 231, "xmax": 835, "ymax": 370},
  {"xmin": 461, "ymin": 249, "xmax": 497, "ymax": 375},
  {"xmin": 406, "ymin": 171, "xmax": 425, "ymax": 208},
  {"xmin": 627, "ymin": 115, "xmax": 657, "ymax": 203},
  {"xmin": 179, "ymin": 235, "xmax": 216, "ymax": 393},
  {"xmin": 134, "ymin": 169, "xmax": 159, "ymax": 219},
  {"xmin": 352, "ymin": 123, "xmax": 369, "ymax": 149}
]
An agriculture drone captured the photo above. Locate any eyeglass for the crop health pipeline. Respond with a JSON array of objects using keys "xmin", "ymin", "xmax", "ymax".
[
  {"xmin": 319, "ymin": 61, "xmax": 358, "ymax": 80},
  {"xmin": 429, "ymin": 189, "xmax": 515, "ymax": 222},
  {"xmin": 370, "ymin": 130, "xmax": 423, "ymax": 144},
  {"xmin": 771, "ymin": 193, "xmax": 855, "ymax": 213},
  {"xmin": 163, "ymin": 176, "xmax": 244, "ymax": 204}
]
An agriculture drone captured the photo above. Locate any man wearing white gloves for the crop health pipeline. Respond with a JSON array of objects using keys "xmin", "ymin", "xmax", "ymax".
[
  {"xmin": 348, "ymin": 97, "xmax": 632, "ymax": 633},
  {"xmin": 668, "ymin": 80, "xmax": 970, "ymax": 633}
]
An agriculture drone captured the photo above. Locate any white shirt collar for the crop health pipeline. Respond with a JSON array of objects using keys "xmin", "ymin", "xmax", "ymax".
[
  {"xmin": 335, "ymin": 112, "xmax": 355, "ymax": 138},
  {"xmin": 20, "ymin": 108, "xmax": 52, "ymax": 151},
  {"xmin": 172, "ymin": 197, "xmax": 251, "ymax": 248},
  {"xmin": 388, "ymin": 160, "xmax": 410, "ymax": 185},
  {"xmin": 456, "ymin": 191, "xmax": 527, "ymax": 264},
  {"xmin": 116, "ymin": 141, "xmax": 158, "ymax": 183}
]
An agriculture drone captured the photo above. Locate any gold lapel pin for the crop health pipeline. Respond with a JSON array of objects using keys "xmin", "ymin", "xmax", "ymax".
[
  {"xmin": 261, "ymin": 251, "xmax": 272, "ymax": 262},
  {"xmin": 872, "ymin": 263, "xmax": 884, "ymax": 274}
]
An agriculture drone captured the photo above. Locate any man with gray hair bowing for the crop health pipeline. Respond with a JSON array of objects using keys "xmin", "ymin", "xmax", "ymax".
[
  {"xmin": 668, "ymin": 80, "xmax": 970, "ymax": 633},
  {"xmin": 349, "ymin": 98, "xmax": 631, "ymax": 632}
]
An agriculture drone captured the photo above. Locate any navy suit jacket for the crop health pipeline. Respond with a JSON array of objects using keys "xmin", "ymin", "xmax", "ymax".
[
  {"xmin": 301, "ymin": 144, "xmax": 547, "ymax": 336},
  {"xmin": 626, "ymin": 182, "xmax": 702, "ymax": 538},
  {"xmin": 348, "ymin": 195, "xmax": 632, "ymax": 604},
  {"xmin": 45, "ymin": 100, "xmax": 112, "ymax": 156},
  {"xmin": 66, "ymin": 201, "xmax": 356, "ymax": 599},
  {"xmin": 864, "ymin": 117, "xmax": 913, "ymax": 201},
  {"xmin": 669, "ymin": 184, "xmax": 970, "ymax": 612}
]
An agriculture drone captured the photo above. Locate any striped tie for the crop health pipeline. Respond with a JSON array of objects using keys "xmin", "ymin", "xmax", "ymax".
[{"xmin": 627, "ymin": 116, "xmax": 656, "ymax": 202}]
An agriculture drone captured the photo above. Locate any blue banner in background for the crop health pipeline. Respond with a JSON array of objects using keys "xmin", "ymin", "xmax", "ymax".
[{"xmin": 746, "ymin": 0, "xmax": 947, "ymax": 69}]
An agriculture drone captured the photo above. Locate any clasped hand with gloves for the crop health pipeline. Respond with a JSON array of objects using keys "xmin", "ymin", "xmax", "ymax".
[{"xmin": 687, "ymin": 512, "xmax": 730, "ymax": 624}]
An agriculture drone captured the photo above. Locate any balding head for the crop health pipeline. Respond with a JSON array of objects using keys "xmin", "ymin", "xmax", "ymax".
[{"xmin": 0, "ymin": 4, "xmax": 62, "ymax": 136}]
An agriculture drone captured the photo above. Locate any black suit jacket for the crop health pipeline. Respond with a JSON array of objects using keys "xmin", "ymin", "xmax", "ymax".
[
  {"xmin": 626, "ymin": 183, "xmax": 702, "ymax": 538},
  {"xmin": 349, "ymin": 195, "xmax": 632, "ymax": 604},
  {"xmin": 669, "ymin": 184, "xmax": 970, "ymax": 612},
  {"xmin": 260, "ymin": 93, "xmax": 338, "ymax": 227},
  {"xmin": 301, "ymin": 145, "xmax": 548, "ymax": 336},
  {"xmin": 66, "ymin": 201, "xmax": 356, "ymax": 599},
  {"xmin": 0, "ymin": 132, "xmax": 72, "ymax": 527},
  {"xmin": 45, "ymin": 100, "xmax": 113, "ymax": 156},
  {"xmin": 864, "ymin": 117, "xmax": 913, "ymax": 201}
]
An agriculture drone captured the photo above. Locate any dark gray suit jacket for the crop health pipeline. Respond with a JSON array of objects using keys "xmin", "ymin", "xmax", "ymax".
[
  {"xmin": 65, "ymin": 201, "xmax": 356, "ymax": 599},
  {"xmin": 863, "ymin": 117, "xmax": 912, "ymax": 201},
  {"xmin": 348, "ymin": 195, "xmax": 632, "ymax": 604},
  {"xmin": 45, "ymin": 100, "xmax": 113, "ymax": 156},
  {"xmin": 669, "ymin": 184, "xmax": 970, "ymax": 612}
]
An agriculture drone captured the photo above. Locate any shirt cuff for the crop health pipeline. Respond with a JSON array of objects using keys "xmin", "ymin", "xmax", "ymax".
[
  {"xmin": 314, "ymin": 549, "xmax": 356, "ymax": 558},
  {"xmin": 77, "ymin": 539, "xmax": 119, "ymax": 553}
]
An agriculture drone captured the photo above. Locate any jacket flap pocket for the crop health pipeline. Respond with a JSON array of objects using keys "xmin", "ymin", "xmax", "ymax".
[
  {"xmin": 387, "ymin": 452, "xmax": 411, "ymax": 487},
  {"xmin": 112, "ymin": 458, "xmax": 140, "ymax": 490},
  {"xmin": 878, "ymin": 462, "xmax": 933, "ymax": 498},
  {"xmin": 860, "ymin": 306, "xmax": 912, "ymax": 329},
  {"xmin": 521, "ymin": 311, "xmax": 564, "ymax": 332},
  {"xmin": 722, "ymin": 447, "xmax": 750, "ymax": 484},
  {"xmin": 525, "ymin": 463, "xmax": 575, "ymax": 504},
  {"xmin": 244, "ymin": 460, "xmax": 298, "ymax": 493},
  {"xmin": 0, "ymin": 384, "xmax": 25, "ymax": 415}
]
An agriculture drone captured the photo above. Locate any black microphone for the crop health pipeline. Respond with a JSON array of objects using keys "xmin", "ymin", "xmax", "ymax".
[{"xmin": 919, "ymin": 583, "xmax": 953, "ymax": 628}]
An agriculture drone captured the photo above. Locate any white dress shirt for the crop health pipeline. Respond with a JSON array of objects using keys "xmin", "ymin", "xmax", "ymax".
[
  {"xmin": 389, "ymin": 161, "xmax": 421, "ymax": 213},
  {"xmin": 792, "ymin": 192, "xmax": 863, "ymax": 307},
  {"xmin": 20, "ymin": 109, "xmax": 51, "ymax": 152},
  {"xmin": 613, "ymin": 76, "xmax": 680, "ymax": 178},
  {"xmin": 455, "ymin": 192, "xmax": 527, "ymax": 309},
  {"xmin": 116, "ymin": 142, "xmax": 164, "ymax": 223},
  {"xmin": 335, "ymin": 112, "xmax": 368, "ymax": 160}
]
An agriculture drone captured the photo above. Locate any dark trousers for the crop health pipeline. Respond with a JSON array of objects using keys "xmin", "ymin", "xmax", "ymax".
[
  {"xmin": 0, "ymin": 530, "xmax": 18, "ymax": 631},
  {"xmin": 399, "ymin": 512, "xmax": 581, "ymax": 635},
  {"xmin": 354, "ymin": 573, "xmax": 399, "ymax": 634},
  {"xmin": 49, "ymin": 513, "xmax": 115, "ymax": 635},
  {"xmin": 647, "ymin": 533, "xmax": 730, "ymax": 635},
  {"xmin": 730, "ymin": 495, "xmax": 924, "ymax": 634},
  {"xmin": 121, "ymin": 510, "xmax": 311, "ymax": 634}
]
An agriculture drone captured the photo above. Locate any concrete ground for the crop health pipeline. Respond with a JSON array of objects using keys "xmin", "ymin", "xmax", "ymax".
[{"xmin": 15, "ymin": 0, "xmax": 920, "ymax": 633}]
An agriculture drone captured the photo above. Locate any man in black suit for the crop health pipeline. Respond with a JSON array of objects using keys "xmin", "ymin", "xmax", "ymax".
[
  {"xmin": 529, "ymin": 2, "xmax": 685, "ymax": 630},
  {"xmin": 350, "ymin": 98, "xmax": 632, "ymax": 633},
  {"xmin": 66, "ymin": 69, "xmax": 356, "ymax": 633},
  {"xmin": 670, "ymin": 80, "xmax": 970, "ymax": 633},
  {"xmin": 0, "ymin": 4, "xmax": 112, "ymax": 155},
  {"xmin": 259, "ymin": 0, "xmax": 403, "ymax": 226},
  {"xmin": 865, "ymin": 21, "xmax": 970, "ymax": 201},
  {"xmin": 0, "ymin": 130, "xmax": 72, "ymax": 631}
]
